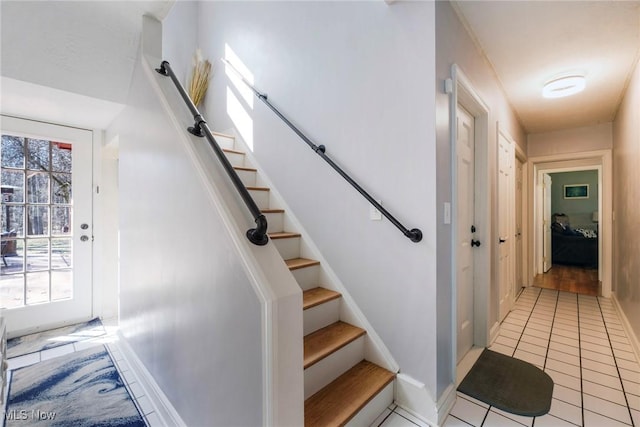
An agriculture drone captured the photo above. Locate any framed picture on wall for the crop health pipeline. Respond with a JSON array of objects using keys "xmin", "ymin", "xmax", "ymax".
[{"xmin": 564, "ymin": 184, "xmax": 589, "ymax": 199}]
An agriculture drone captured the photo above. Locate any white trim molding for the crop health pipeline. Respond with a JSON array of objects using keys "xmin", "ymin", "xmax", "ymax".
[
  {"xmin": 611, "ymin": 294, "xmax": 640, "ymax": 364},
  {"xmin": 115, "ymin": 336, "xmax": 186, "ymax": 427},
  {"xmin": 395, "ymin": 374, "xmax": 457, "ymax": 426}
]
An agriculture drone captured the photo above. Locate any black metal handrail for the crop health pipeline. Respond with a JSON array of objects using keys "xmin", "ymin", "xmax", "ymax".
[
  {"xmin": 222, "ymin": 59, "xmax": 422, "ymax": 243},
  {"xmin": 156, "ymin": 60, "xmax": 268, "ymax": 246}
]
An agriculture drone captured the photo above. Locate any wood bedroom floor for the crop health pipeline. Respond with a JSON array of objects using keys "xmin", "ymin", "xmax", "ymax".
[{"xmin": 533, "ymin": 264, "xmax": 600, "ymax": 296}]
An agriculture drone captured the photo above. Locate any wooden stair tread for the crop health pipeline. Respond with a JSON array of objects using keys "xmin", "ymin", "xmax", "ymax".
[
  {"xmin": 212, "ymin": 131, "xmax": 234, "ymax": 139},
  {"xmin": 233, "ymin": 166, "xmax": 257, "ymax": 172},
  {"xmin": 303, "ymin": 288, "xmax": 341, "ymax": 310},
  {"xmin": 246, "ymin": 186, "xmax": 270, "ymax": 191},
  {"xmin": 304, "ymin": 360, "xmax": 395, "ymax": 427},
  {"xmin": 269, "ymin": 231, "xmax": 302, "ymax": 239},
  {"xmin": 304, "ymin": 321, "xmax": 365, "ymax": 369},
  {"xmin": 222, "ymin": 148, "xmax": 244, "ymax": 155},
  {"xmin": 262, "ymin": 208, "xmax": 285, "ymax": 213},
  {"xmin": 285, "ymin": 258, "xmax": 320, "ymax": 271}
]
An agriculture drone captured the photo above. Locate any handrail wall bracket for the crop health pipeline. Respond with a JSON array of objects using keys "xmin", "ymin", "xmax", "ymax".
[{"xmin": 156, "ymin": 60, "xmax": 269, "ymax": 246}]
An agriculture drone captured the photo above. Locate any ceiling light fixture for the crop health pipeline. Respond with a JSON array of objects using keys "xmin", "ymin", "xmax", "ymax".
[{"xmin": 542, "ymin": 75, "xmax": 586, "ymax": 99}]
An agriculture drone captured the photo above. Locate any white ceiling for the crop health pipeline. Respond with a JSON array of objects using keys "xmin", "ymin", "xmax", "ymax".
[
  {"xmin": 452, "ymin": 1, "xmax": 640, "ymax": 134},
  {"xmin": 2, "ymin": 1, "xmax": 638, "ymax": 134},
  {"xmin": 1, "ymin": 1, "xmax": 174, "ymax": 128}
]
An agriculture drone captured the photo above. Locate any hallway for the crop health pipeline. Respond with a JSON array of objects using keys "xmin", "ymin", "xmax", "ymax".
[{"xmin": 446, "ymin": 287, "xmax": 639, "ymax": 426}]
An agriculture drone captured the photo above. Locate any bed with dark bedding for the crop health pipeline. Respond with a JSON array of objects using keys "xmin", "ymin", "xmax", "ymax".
[{"xmin": 551, "ymin": 213, "xmax": 598, "ymax": 268}]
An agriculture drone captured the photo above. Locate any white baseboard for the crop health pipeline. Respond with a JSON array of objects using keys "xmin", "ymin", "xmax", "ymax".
[
  {"xmin": 489, "ymin": 321, "xmax": 500, "ymax": 346},
  {"xmin": 611, "ymin": 293, "xmax": 640, "ymax": 365},
  {"xmin": 114, "ymin": 333, "xmax": 186, "ymax": 427},
  {"xmin": 395, "ymin": 374, "xmax": 457, "ymax": 426}
]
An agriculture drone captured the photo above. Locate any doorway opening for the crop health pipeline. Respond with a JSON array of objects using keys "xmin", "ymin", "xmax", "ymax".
[
  {"xmin": 531, "ymin": 150, "xmax": 612, "ymax": 298},
  {"xmin": 535, "ymin": 169, "xmax": 600, "ymax": 296}
]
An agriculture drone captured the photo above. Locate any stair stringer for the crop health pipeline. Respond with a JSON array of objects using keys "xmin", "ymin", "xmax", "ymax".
[
  {"xmin": 139, "ymin": 48, "xmax": 304, "ymax": 427},
  {"xmin": 223, "ymin": 127, "xmax": 400, "ymax": 375}
]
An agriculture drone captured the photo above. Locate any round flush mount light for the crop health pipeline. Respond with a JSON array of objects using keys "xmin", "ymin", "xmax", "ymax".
[{"xmin": 542, "ymin": 75, "xmax": 586, "ymax": 99}]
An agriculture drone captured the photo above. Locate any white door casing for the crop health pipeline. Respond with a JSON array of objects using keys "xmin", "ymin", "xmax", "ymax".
[
  {"xmin": 515, "ymin": 157, "xmax": 524, "ymax": 289},
  {"xmin": 531, "ymin": 152, "xmax": 611, "ymax": 297},
  {"xmin": 497, "ymin": 130, "xmax": 515, "ymax": 322},
  {"xmin": 1, "ymin": 116, "xmax": 93, "ymax": 336},
  {"xmin": 449, "ymin": 64, "xmax": 492, "ymax": 374},
  {"xmin": 542, "ymin": 174, "xmax": 552, "ymax": 273},
  {"xmin": 456, "ymin": 104, "xmax": 475, "ymax": 362}
]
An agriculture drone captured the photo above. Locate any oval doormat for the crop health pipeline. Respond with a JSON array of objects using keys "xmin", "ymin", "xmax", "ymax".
[{"xmin": 458, "ymin": 348, "xmax": 554, "ymax": 417}]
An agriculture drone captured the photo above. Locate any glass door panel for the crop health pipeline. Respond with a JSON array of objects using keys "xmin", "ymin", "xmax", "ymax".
[{"xmin": 1, "ymin": 116, "xmax": 92, "ymax": 336}]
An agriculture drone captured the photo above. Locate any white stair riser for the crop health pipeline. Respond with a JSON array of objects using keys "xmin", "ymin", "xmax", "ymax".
[
  {"xmin": 248, "ymin": 189, "xmax": 270, "ymax": 210},
  {"xmin": 212, "ymin": 133, "xmax": 235, "ymax": 150},
  {"xmin": 291, "ymin": 264, "xmax": 321, "ymax": 291},
  {"xmin": 235, "ymin": 169, "xmax": 257, "ymax": 187},
  {"xmin": 304, "ymin": 299, "xmax": 340, "ymax": 335},
  {"xmin": 263, "ymin": 212, "xmax": 284, "ymax": 233},
  {"xmin": 304, "ymin": 336, "xmax": 365, "ymax": 399},
  {"xmin": 345, "ymin": 381, "xmax": 394, "ymax": 427},
  {"xmin": 224, "ymin": 151, "xmax": 245, "ymax": 167},
  {"xmin": 273, "ymin": 236, "xmax": 301, "ymax": 261}
]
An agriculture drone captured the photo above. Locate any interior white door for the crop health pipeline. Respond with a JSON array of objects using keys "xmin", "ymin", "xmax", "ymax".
[
  {"xmin": 515, "ymin": 157, "xmax": 524, "ymax": 290},
  {"xmin": 498, "ymin": 132, "xmax": 515, "ymax": 322},
  {"xmin": 1, "ymin": 116, "xmax": 93, "ymax": 336},
  {"xmin": 456, "ymin": 104, "xmax": 475, "ymax": 362},
  {"xmin": 543, "ymin": 174, "xmax": 553, "ymax": 273}
]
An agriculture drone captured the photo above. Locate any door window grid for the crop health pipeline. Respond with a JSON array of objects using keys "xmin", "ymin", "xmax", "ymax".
[{"xmin": 1, "ymin": 135, "xmax": 73, "ymax": 309}]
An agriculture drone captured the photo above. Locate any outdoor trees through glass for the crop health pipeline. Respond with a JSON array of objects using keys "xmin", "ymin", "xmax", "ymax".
[{"xmin": 1, "ymin": 134, "xmax": 73, "ymax": 308}]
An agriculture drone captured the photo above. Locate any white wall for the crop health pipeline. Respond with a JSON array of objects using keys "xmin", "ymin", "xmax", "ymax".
[
  {"xmin": 435, "ymin": 1, "xmax": 526, "ymax": 395},
  {"xmin": 161, "ymin": 0, "xmax": 198, "ymax": 85},
  {"xmin": 549, "ymin": 170, "xmax": 599, "ymax": 229},
  {"xmin": 528, "ymin": 123, "xmax": 613, "ymax": 158},
  {"xmin": 112, "ymin": 51, "xmax": 264, "ymax": 427},
  {"xmin": 97, "ymin": 137, "xmax": 120, "ymax": 320},
  {"xmin": 612, "ymin": 58, "xmax": 640, "ymax": 343},
  {"xmin": 198, "ymin": 0, "xmax": 440, "ymax": 403}
]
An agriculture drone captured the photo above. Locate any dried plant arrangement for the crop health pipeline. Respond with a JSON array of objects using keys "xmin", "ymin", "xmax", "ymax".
[{"xmin": 188, "ymin": 49, "xmax": 212, "ymax": 107}]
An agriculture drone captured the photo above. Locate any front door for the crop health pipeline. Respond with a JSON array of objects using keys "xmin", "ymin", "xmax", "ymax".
[
  {"xmin": 1, "ymin": 116, "xmax": 93, "ymax": 336},
  {"xmin": 456, "ymin": 105, "xmax": 475, "ymax": 362}
]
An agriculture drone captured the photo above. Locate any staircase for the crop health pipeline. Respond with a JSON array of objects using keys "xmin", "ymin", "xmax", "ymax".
[{"xmin": 216, "ymin": 131, "xmax": 396, "ymax": 426}]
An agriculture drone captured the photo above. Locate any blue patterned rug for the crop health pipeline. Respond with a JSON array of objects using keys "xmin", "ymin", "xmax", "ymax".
[
  {"xmin": 7, "ymin": 318, "xmax": 106, "ymax": 359},
  {"xmin": 5, "ymin": 345, "xmax": 146, "ymax": 426}
]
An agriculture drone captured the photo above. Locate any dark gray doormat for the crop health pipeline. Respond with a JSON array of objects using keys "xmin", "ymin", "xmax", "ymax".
[{"xmin": 458, "ymin": 348, "xmax": 554, "ymax": 417}]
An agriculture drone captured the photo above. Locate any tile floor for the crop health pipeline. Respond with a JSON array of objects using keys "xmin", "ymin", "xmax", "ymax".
[
  {"xmin": 445, "ymin": 287, "xmax": 640, "ymax": 427},
  {"xmin": 4, "ymin": 287, "xmax": 639, "ymax": 427},
  {"xmin": 4, "ymin": 330, "xmax": 162, "ymax": 427},
  {"xmin": 372, "ymin": 404, "xmax": 432, "ymax": 427}
]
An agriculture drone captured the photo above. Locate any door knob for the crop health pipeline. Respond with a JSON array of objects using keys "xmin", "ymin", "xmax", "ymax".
[{"xmin": 471, "ymin": 239, "xmax": 481, "ymax": 247}]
